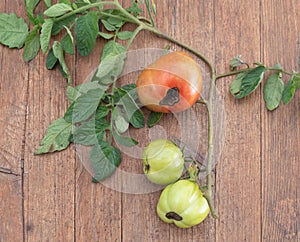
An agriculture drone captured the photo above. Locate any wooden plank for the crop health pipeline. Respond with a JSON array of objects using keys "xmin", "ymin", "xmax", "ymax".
[
  {"xmin": 214, "ymin": 1, "xmax": 262, "ymax": 241},
  {"xmin": 120, "ymin": 0, "xmax": 216, "ymax": 241},
  {"xmin": 261, "ymin": 0, "xmax": 300, "ymax": 241},
  {"xmin": 21, "ymin": 2, "xmax": 76, "ymax": 241},
  {"xmin": 0, "ymin": 1, "xmax": 28, "ymax": 241}
]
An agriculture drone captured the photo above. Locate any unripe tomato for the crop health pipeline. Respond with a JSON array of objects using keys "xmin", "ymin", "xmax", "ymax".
[
  {"xmin": 157, "ymin": 179, "xmax": 210, "ymax": 228},
  {"xmin": 136, "ymin": 51, "xmax": 203, "ymax": 113},
  {"xmin": 142, "ymin": 139, "xmax": 184, "ymax": 185}
]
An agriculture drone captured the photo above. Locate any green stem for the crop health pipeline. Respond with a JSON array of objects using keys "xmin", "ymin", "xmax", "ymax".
[{"xmin": 125, "ymin": 25, "xmax": 144, "ymax": 50}]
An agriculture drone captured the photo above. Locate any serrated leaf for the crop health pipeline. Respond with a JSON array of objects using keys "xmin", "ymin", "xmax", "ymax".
[
  {"xmin": 52, "ymin": 14, "xmax": 76, "ymax": 35},
  {"xmin": 61, "ymin": 26, "xmax": 74, "ymax": 54},
  {"xmin": 292, "ymin": 73, "xmax": 300, "ymax": 89},
  {"xmin": 72, "ymin": 116, "xmax": 109, "ymax": 146},
  {"xmin": 23, "ymin": 26, "xmax": 40, "ymax": 62},
  {"xmin": 44, "ymin": 3, "xmax": 73, "ymax": 17},
  {"xmin": 282, "ymin": 78, "xmax": 296, "ymax": 104},
  {"xmin": 116, "ymin": 88, "xmax": 144, "ymax": 128},
  {"xmin": 98, "ymin": 32, "xmax": 114, "ymax": 39},
  {"xmin": 44, "ymin": 0, "xmax": 52, "ymax": 8},
  {"xmin": 52, "ymin": 41, "xmax": 71, "ymax": 81},
  {"xmin": 263, "ymin": 73, "xmax": 284, "ymax": 111},
  {"xmin": 46, "ymin": 48, "xmax": 58, "ymax": 69},
  {"xmin": 234, "ymin": 66, "xmax": 266, "ymax": 99},
  {"xmin": 148, "ymin": 111, "xmax": 163, "ymax": 128},
  {"xmin": 112, "ymin": 129, "xmax": 138, "ymax": 147},
  {"xmin": 25, "ymin": 0, "xmax": 41, "ymax": 22},
  {"xmin": 113, "ymin": 110, "xmax": 129, "ymax": 133},
  {"xmin": 75, "ymin": 12, "xmax": 98, "ymax": 56},
  {"xmin": 40, "ymin": 19, "xmax": 53, "ymax": 53},
  {"xmin": 229, "ymin": 72, "xmax": 248, "ymax": 96},
  {"xmin": 71, "ymin": 87, "xmax": 106, "ymax": 123},
  {"xmin": 101, "ymin": 19, "xmax": 116, "ymax": 31},
  {"xmin": 91, "ymin": 142, "xmax": 121, "ymax": 182},
  {"xmin": 35, "ymin": 117, "xmax": 72, "ymax": 154},
  {"xmin": 0, "ymin": 13, "xmax": 29, "ymax": 48},
  {"xmin": 117, "ymin": 31, "xmax": 133, "ymax": 40},
  {"xmin": 92, "ymin": 41, "xmax": 126, "ymax": 84}
]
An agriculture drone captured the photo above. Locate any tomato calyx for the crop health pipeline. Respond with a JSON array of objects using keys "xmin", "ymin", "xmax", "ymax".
[
  {"xmin": 159, "ymin": 87, "xmax": 180, "ymax": 106},
  {"xmin": 166, "ymin": 211, "xmax": 183, "ymax": 221}
]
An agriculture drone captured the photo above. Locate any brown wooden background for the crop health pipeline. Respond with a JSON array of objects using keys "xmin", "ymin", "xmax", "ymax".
[{"xmin": 0, "ymin": 0, "xmax": 299, "ymax": 241}]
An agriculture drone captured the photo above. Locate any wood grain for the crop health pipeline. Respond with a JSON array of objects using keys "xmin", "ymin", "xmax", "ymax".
[
  {"xmin": 0, "ymin": 0, "xmax": 299, "ymax": 241},
  {"xmin": 261, "ymin": 0, "xmax": 300, "ymax": 241}
]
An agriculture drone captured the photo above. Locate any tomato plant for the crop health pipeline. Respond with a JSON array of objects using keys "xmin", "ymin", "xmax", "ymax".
[
  {"xmin": 157, "ymin": 179, "xmax": 210, "ymax": 228},
  {"xmin": 142, "ymin": 139, "xmax": 184, "ymax": 185},
  {"xmin": 136, "ymin": 51, "xmax": 203, "ymax": 113}
]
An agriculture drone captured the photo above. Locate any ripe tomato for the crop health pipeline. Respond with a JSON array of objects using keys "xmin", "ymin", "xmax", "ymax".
[
  {"xmin": 136, "ymin": 51, "xmax": 203, "ymax": 113},
  {"xmin": 157, "ymin": 179, "xmax": 210, "ymax": 228},
  {"xmin": 142, "ymin": 139, "xmax": 184, "ymax": 185}
]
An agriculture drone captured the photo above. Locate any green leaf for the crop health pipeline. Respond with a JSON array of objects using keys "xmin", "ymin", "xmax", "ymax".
[
  {"xmin": 229, "ymin": 55, "xmax": 244, "ymax": 70},
  {"xmin": 282, "ymin": 78, "xmax": 296, "ymax": 104},
  {"xmin": 52, "ymin": 41, "xmax": 70, "ymax": 81},
  {"xmin": 272, "ymin": 63, "xmax": 283, "ymax": 71},
  {"xmin": 117, "ymin": 31, "xmax": 133, "ymax": 40},
  {"xmin": 116, "ymin": 88, "xmax": 144, "ymax": 128},
  {"xmin": 25, "ymin": 0, "xmax": 41, "ymax": 22},
  {"xmin": 72, "ymin": 116, "xmax": 110, "ymax": 146},
  {"xmin": 52, "ymin": 14, "xmax": 76, "ymax": 35},
  {"xmin": 98, "ymin": 32, "xmax": 114, "ymax": 40},
  {"xmin": 61, "ymin": 26, "xmax": 74, "ymax": 54},
  {"xmin": 148, "ymin": 111, "xmax": 163, "ymax": 128},
  {"xmin": 101, "ymin": 19, "xmax": 116, "ymax": 31},
  {"xmin": 229, "ymin": 72, "xmax": 248, "ymax": 96},
  {"xmin": 40, "ymin": 19, "xmax": 54, "ymax": 54},
  {"xmin": 46, "ymin": 48, "xmax": 58, "ymax": 69},
  {"xmin": 35, "ymin": 117, "xmax": 72, "ymax": 154},
  {"xmin": 0, "ymin": 13, "xmax": 29, "ymax": 48},
  {"xmin": 92, "ymin": 41, "xmax": 126, "ymax": 84},
  {"xmin": 112, "ymin": 108, "xmax": 129, "ymax": 133},
  {"xmin": 23, "ymin": 26, "xmax": 40, "ymax": 62},
  {"xmin": 60, "ymin": 0, "xmax": 72, "ymax": 5},
  {"xmin": 71, "ymin": 86, "xmax": 106, "ymax": 123},
  {"xmin": 44, "ymin": 0, "xmax": 52, "ymax": 8},
  {"xmin": 75, "ymin": 12, "xmax": 98, "ymax": 56},
  {"xmin": 292, "ymin": 73, "xmax": 300, "ymax": 89},
  {"xmin": 112, "ymin": 129, "xmax": 138, "ymax": 147},
  {"xmin": 234, "ymin": 66, "xmax": 266, "ymax": 99},
  {"xmin": 91, "ymin": 142, "xmax": 121, "ymax": 182},
  {"xmin": 263, "ymin": 73, "xmax": 284, "ymax": 111},
  {"xmin": 44, "ymin": 3, "xmax": 73, "ymax": 17}
]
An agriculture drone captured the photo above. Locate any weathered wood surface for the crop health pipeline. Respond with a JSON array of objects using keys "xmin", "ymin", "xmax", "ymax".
[{"xmin": 0, "ymin": 0, "xmax": 299, "ymax": 241}]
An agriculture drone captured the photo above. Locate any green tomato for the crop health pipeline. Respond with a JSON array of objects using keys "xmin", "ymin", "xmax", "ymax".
[
  {"xmin": 157, "ymin": 179, "xmax": 210, "ymax": 228},
  {"xmin": 142, "ymin": 139, "xmax": 184, "ymax": 185}
]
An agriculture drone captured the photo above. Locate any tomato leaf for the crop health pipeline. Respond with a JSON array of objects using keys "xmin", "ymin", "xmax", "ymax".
[
  {"xmin": 35, "ymin": 117, "xmax": 72, "ymax": 154},
  {"xmin": 44, "ymin": 3, "xmax": 73, "ymax": 17},
  {"xmin": 92, "ymin": 41, "xmax": 126, "ymax": 84},
  {"xmin": 70, "ymin": 85, "xmax": 107, "ymax": 123},
  {"xmin": 234, "ymin": 66, "xmax": 266, "ymax": 99},
  {"xmin": 292, "ymin": 72, "xmax": 300, "ymax": 89},
  {"xmin": 116, "ymin": 88, "xmax": 144, "ymax": 128},
  {"xmin": 263, "ymin": 73, "xmax": 284, "ymax": 111},
  {"xmin": 75, "ymin": 12, "xmax": 98, "ymax": 56},
  {"xmin": 282, "ymin": 78, "xmax": 296, "ymax": 104},
  {"xmin": 61, "ymin": 26, "xmax": 74, "ymax": 54},
  {"xmin": 112, "ymin": 128, "xmax": 138, "ymax": 147},
  {"xmin": 40, "ymin": 19, "xmax": 54, "ymax": 54},
  {"xmin": 23, "ymin": 26, "xmax": 40, "ymax": 62},
  {"xmin": 112, "ymin": 108, "xmax": 129, "ymax": 133},
  {"xmin": 117, "ymin": 31, "xmax": 133, "ymax": 40},
  {"xmin": 91, "ymin": 142, "xmax": 121, "ymax": 182},
  {"xmin": 52, "ymin": 41, "xmax": 70, "ymax": 81},
  {"xmin": 0, "ymin": 13, "xmax": 29, "ymax": 49},
  {"xmin": 229, "ymin": 72, "xmax": 248, "ymax": 96},
  {"xmin": 52, "ymin": 14, "xmax": 76, "ymax": 35},
  {"xmin": 46, "ymin": 48, "xmax": 58, "ymax": 70},
  {"xmin": 98, "ymin": 32, "xmax": 114, "ymax": 40},
  {"xmin": 148, "ymin": 111, "xmax": 163, "ymax": 128},
  {"xmin": 25, "ymin": 0, "xmax": 41, "ymax": 22},
  {"xmin": 44, "ymin": 0, "xmax": 52, "ymax": 8}
]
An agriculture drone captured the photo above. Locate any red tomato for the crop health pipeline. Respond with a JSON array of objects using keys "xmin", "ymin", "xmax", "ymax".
[{"xmin": 136, "ymin": 51, "xmax": 203, "ymax": 113}]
